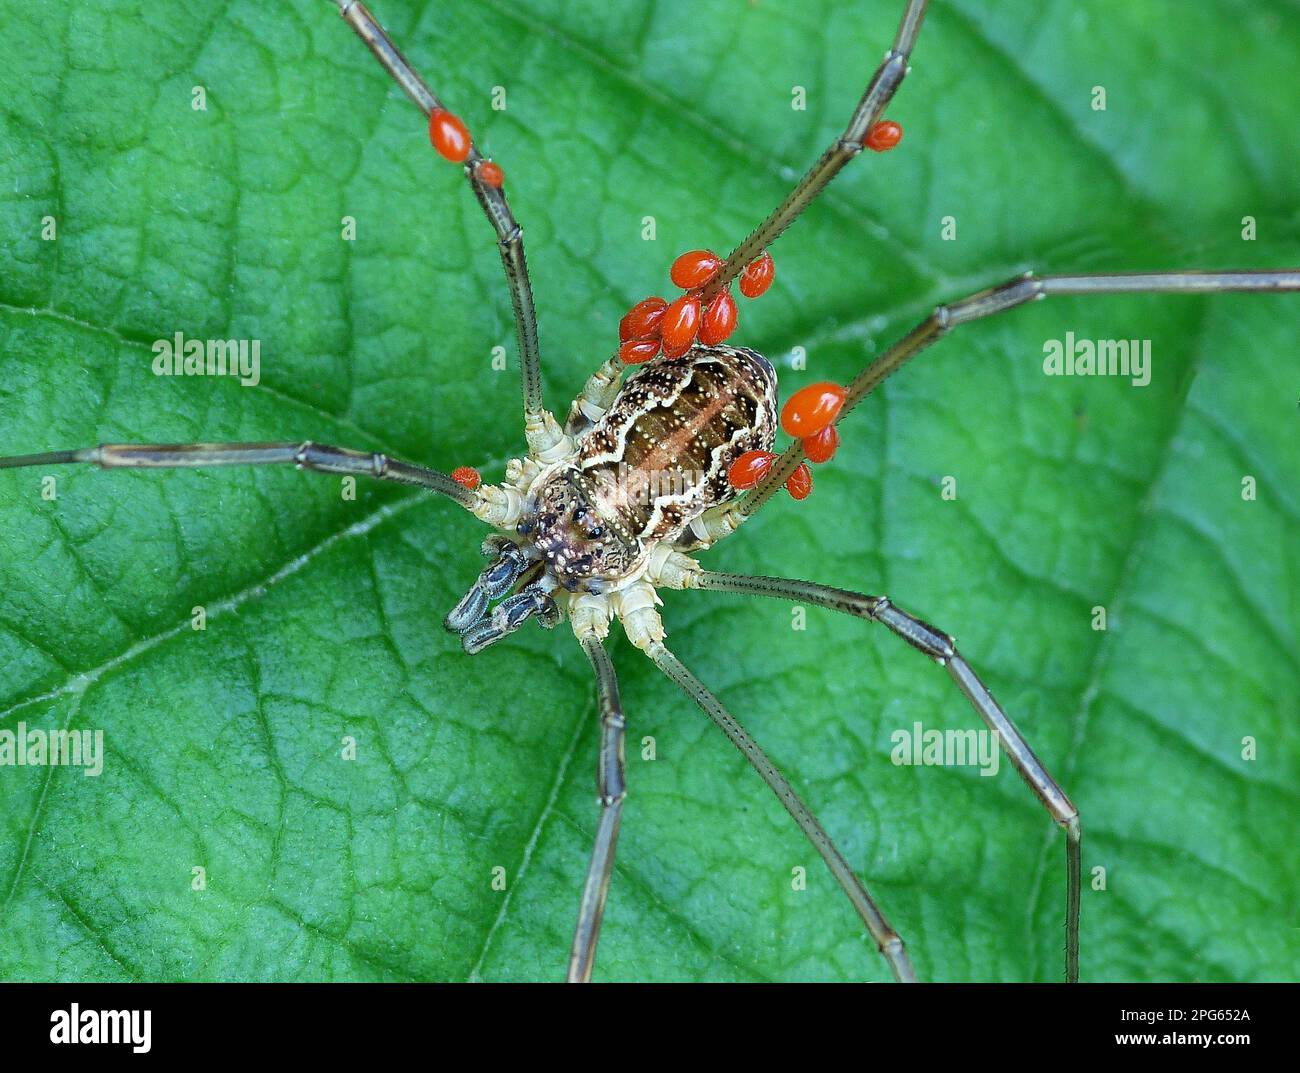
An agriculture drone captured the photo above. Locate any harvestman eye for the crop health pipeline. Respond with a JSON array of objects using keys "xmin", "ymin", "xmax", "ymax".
[{"xmin": 2, "ymin": 0, "xmax": 1296, "ymax": 983}]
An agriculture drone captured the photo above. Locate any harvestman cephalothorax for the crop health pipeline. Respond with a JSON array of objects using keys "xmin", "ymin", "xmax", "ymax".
[{"xmin": 2, "ymin": 0, "xmax": 1297, "ymax": 981}]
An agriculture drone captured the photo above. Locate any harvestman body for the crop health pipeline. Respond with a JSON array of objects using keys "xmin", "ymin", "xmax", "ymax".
[{"xmin": 3, "ymin": 0, "xmax": 1297, "ymax": 982}]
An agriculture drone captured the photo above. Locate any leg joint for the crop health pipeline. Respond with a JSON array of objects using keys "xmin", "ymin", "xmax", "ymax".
[
  {"xmin": 872, "ymin": 596, "xmax": 957, "ymax": 662},
  {"xmin": 499, "ymin": 224, "xmax": 523, "ymax": 252},
  {"xmin": 881, "ymin": 934, "xmax": 917, "ymax": 983}
]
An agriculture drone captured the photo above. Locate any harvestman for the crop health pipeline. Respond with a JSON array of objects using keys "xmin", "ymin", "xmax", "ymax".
[{"xmin": 3, "ymin": 0, "xmax": 1297, "ymax": 982}]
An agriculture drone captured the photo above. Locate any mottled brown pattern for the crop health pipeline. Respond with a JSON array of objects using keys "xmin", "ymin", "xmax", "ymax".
[{"xmin": 578, "ymin": 344, "xmax": 777, "ymax": 543}]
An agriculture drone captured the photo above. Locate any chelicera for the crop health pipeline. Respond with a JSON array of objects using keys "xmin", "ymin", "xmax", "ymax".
[{"xmin": 4, "ymin": 0, "xmax": 1297, "ymax": 982}]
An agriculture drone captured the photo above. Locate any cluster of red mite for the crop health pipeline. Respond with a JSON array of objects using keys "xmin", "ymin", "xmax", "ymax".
[
  {"xmin": 427, "ymin": 102, "xmax": 904, "ymax": 504},
  {"xmin": 617, "ymin": 120, "xmax": 902, "ymax": 503},
  {"xmin": 616, "ymin": 248, "xmax": 829, "ymax": 501}
]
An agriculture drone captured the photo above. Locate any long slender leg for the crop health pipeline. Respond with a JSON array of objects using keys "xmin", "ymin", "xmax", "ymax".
[
  {"xmin": 728, "ymin": 268, "xmax": 1300, "ymax": 521},
  {"xmin": 700, "ymin": 0, "xmax": 929, "ymax": 304},
  {"xmin": 0, "ymin": 441, "xmax": 485, "ymax": 512},
  {"xmin": 682, "ymin": 569, "xmax": 1082, "ymax": 982},
  {"xmin": 646, "ymin": 640, "xmax": 916, "ymax": 982},
  {"xmin": 330, "ymin": 2, "xmax": 546, "ymax": 435},
  {"xmin": 568, "ymin": 634, "xmax": 627, "ymax": 983}
]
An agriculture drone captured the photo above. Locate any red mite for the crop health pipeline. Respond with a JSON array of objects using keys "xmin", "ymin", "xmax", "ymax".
[
  {"xmin": 802, "ymin": 424, "xmax": 840, "ymax": 464},
  {"xmin": 450, "ymin": 466, "xmax": 481, "ymax": 490},
  {"xmin": 618, "ymin": 338, "xmax": 661, "ymax": 365},
  {"xmin": 739, "ymin": 250, "xmax": 775, "ymax": 298},
  {"xmin": 727, "ymin": 450, "xmax": 776, "ymax": 490},
  {"xmin": 781, "ymin": 382, "xmax": 847, "ymax": 438},
  {"xmin": 698, "ymin": 291, "xmax": 738, "ymax": 345},
  {"xmin": 429, "ymin": 109, "xmax": 471, "ymax": 162},
  {"xmin": 670, "ymin": 250, "xmax": 723, "ymax": 290},
  {"xmin": 864, "ymin": 120, "xmax": 902, "ymax": 152},
  {"xmin": 619, "ymin": 296, "xmax": 668, "ymax": 342},
  {"xmin": 784, "ymin": 463, "xmax": 813, "ymax": 500},
  {"xmin": 660, "ymin": 293, "xmax": 702, "ymax": 358},
  {"xmin": 476, "ymin": 161, "xmax": 504, "ymax": 188}
]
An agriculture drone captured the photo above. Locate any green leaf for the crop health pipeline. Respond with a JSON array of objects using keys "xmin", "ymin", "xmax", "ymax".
[{"xmin": 1, "ymin": 0, "xmax": 1296, "ymax": 982}]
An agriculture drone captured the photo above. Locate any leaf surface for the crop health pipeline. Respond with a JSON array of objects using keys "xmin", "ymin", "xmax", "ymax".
[{"xmin": 0, "ymin": 0, "xmax": 1296, "ymax": 981}]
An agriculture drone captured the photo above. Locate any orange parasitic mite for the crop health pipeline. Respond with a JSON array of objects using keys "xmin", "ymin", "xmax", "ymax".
[
  {"xmin": 784, "ymin": 463, "xmax": 813, "ymax": 500},
  {"xmin": 698, "ymin": 291, "xmax": 738, "ymax": 345},
  {"xmin": 864, "ymin": 120, "xmax": 903, "ymax": 152},
  {"xmin": 781, "ymin": 382, "xmax": 847, "ymax": 437},
  {"xmin": 727, "ymin": 450, "xmax": 777, "ymax": 490},
  {"xmin": 618, "ymin": 338, "xmax": 661, "ymax": 365},
  {"xmin": 450, "ymin": 466, "xmax": 481, "ymax": 490},
  {"xmin": 802, "ymin": 424, "xmax": 840, "ymax": 464},
  {"xmin": 660, "ymin": 293, "xmax": 702, "ymax": 358},
  {"xmin": 738, "ymin": 250, "xmax": 775, "ymax": 298},
  {"xmin": 670, "ymin": 249, "xmax": 723, "ymax": 290},
  {"xmin": 429, "ymin": 108, "xmax": 472, "ymax": 162},
  {"xmin": 476, "ymin": 161, "xmax": 504, "ymax": 187},
  {"xmin": 619, "ymin": 296, "xmax": 669, "ymax": 341}
]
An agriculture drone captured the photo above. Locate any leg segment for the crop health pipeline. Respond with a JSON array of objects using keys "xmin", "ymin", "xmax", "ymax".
[
  {"xmin": 568, "ymin": 634, "xmax": 627, "ymax": 983},
  {"xmin": 646, "ymin": 640, "xmax": 916, "ymax": 982},
  {"xmin": 0, "ymin": 440, "xmax": 487, "ymax": 509},
  {"xmin": 564, "ymin": 356, "xmax": 624, "ymax": 438},
  {"xmin": 733, "ymin": 268, "xmax": 1300, "ymax": 519},
  {"xmin": 331, "ymin": 1, "xmax": 545, "ymax": 431},
  {"xmin": 700, "ymin": 0, "xmax": 929, "ymax": 304},
  {"xmin": 684, "ymin": 569, "xmax": 1082, "ymax": 982}
]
